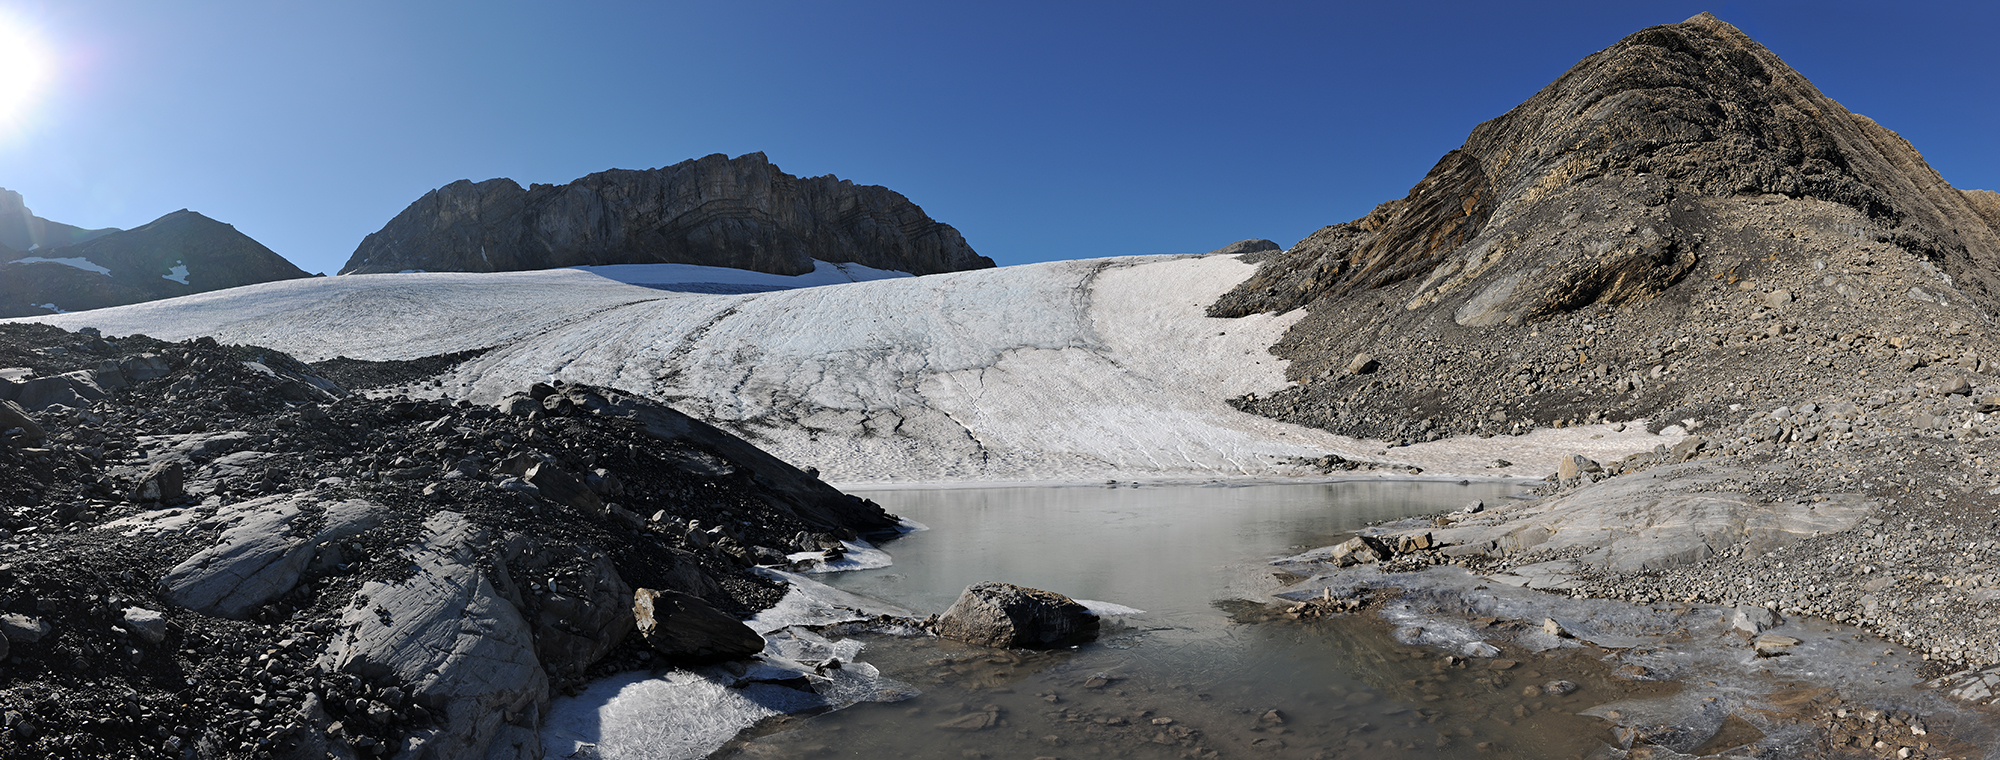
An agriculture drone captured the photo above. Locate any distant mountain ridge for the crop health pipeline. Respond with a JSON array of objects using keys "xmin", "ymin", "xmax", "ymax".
[
  {"xmin": 1, "ymin": 207, "xmax": 313, "ymax": 318},
  {"xmin": 342, "ymin": 152, "xmax": 994, "ymax": 277},
  {"xmin": 0, "ymin": 187, "xmax": 118, "ymax": 251}
]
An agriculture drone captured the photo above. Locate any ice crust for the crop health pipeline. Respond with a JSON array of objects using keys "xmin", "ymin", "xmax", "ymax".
[
  {"xmin": 544, "ymin": 571, "xmax": 920, "ymax": 760},
  {"xmin": 8, "ymin": 255, "xmax": 1677, "ymax": 483}
]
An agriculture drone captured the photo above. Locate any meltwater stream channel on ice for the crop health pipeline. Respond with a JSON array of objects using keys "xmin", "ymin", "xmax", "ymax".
[{"xmin": 551, "ymin": 480, "xmax": 1682, "ymax": 760}]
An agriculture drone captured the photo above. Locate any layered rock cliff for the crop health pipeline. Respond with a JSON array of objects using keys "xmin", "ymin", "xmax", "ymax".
[
  {"xmin": 1, "ymin": 208, "xmax": 313, "ymax": 317},
  {"xmin": 342, "ymin": 152, "xmax": 993, "ymax": 277}
]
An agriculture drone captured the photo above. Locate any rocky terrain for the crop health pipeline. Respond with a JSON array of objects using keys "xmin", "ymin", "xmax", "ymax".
[
  {"xmin": 1207, "ymin": 12, "xmax": 2000, "ymax": 751},
  {"xmin": 0, "ymin": 323, "xmax": 902, "ymax": 759},
  {"xmin": 341, "ymin": 152, "xmax": 993, "ymax": 278},
  {"xmin": 1, "ymin": 206, "xmax": 313, "ymax": 318}
]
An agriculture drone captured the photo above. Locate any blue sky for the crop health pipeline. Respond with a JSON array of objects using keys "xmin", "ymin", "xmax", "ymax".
[{"xmin": 0, "ymin": 1, "xmax": 1995, "ymax": 275}]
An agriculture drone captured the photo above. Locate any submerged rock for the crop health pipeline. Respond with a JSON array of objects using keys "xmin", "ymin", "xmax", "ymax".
[{"xmin": 936, "ymin": 582, "xmax": 1099, "ymax": 649}]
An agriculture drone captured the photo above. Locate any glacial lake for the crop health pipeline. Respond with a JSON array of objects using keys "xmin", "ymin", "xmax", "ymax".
[{"xmin": 693, "ymin": 479, "xmax": 1660, "ymax": 760}]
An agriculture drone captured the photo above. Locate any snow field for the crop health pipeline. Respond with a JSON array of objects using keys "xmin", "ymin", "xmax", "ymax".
[{"xmin": 7, "ymin": 256, "xmax": 1679, "ymax": 483}]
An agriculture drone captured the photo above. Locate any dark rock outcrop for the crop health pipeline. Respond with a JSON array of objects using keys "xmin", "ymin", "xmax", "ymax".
[
  {"xmin": 1214, "ymin": 13, "xmax": 2000, "ymax": 323},
  {"xmin": 1, "ymin": 208, "xmax": 314, "ymax": 317},
  {"xmin": 935, "ymin": 581, "xmax": 1099, "ymax": 649},
  {"xmin": 343, "ymin": 151, "xmax": 993, "ymax": 277}
]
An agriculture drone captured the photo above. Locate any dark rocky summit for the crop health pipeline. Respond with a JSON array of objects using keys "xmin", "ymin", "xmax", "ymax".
[
  {"xmin": 342, "ymin": 152, "xmax": 993, "ymax": 278},
  {"xmin": 0, "ymin": 323, "xmax": 899, "ymax": 759},
  {"xmin": 0, "ymin": 208, "xmax": 313, "ymax": 318}
]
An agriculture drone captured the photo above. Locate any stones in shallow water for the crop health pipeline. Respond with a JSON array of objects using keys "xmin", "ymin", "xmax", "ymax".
[{"xmin": 936, "ymin": 582, "xmax": 1099, "ymax": 649}]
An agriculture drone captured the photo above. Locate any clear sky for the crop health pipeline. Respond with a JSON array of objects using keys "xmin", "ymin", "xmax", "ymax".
[{"xmin": 0, "ymin": 1, "xmax": 1994, "ymax": 275}]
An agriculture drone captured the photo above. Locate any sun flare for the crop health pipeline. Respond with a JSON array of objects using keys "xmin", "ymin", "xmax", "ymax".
[{"xmin": 0, "ymin": 13, "xmax": 52, "ymax": 126}]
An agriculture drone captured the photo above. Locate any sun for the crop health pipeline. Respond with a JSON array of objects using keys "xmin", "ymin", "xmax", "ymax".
[{"xmin": 0, "ymin": 12, "xmax": 52, "ymax": 127}]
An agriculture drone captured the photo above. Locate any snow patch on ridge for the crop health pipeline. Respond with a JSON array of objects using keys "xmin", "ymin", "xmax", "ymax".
[
  {"xmin": 163, "ymin": 261, "xmax": 189, "ymax": 284},
  {"xmin": 10, "ymin": 256, "xmax": 111, "ymax": 275}
]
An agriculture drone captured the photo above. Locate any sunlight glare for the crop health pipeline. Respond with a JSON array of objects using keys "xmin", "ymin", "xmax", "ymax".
[{"xmin": 0, "ymin": 12, "xmax": 53, "ymax": 129}]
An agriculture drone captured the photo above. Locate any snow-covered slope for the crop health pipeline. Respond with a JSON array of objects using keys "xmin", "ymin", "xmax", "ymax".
[{"xmin": 9, "ymin": 257, "xmax": 1674, "ymax": 483}]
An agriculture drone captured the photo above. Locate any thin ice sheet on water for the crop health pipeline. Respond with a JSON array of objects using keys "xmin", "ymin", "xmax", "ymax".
[
  {"xmin": 540, "ymin": 669, "xmax": 824, "ymax": 760},
  {"xmin": 1076, "ymin": 599, "xmax": 1145, "ymax": 616},
  {"xmin": 746, "ymin": 567, "xmax": 914, "ymax": 634}
]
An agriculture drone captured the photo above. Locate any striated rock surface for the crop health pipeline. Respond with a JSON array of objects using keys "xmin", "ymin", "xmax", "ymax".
[
  {"xmin": 1, "ymin": 207, "xmax": 313, "ymax": 317},
  {"xmin": 342, "ymin": 152, "xmax": 992, "ymax": 277}
]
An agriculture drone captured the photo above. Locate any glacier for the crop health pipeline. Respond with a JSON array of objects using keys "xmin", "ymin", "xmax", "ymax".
[{"xmin": 7, "ymin": 255, "xmax": 1675, "ymax": 483}]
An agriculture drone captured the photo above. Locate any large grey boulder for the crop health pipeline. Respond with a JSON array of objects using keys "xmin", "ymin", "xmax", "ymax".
[
  {"xmin": 936, "ymin": 582, "xmax": 1099, "ymax": 649},
  {"xmin": 632, "ymin": 587, "xmax": 764, "ymax": 664},
  {"xmin": 158, "ymin": 494, "xmax": 384, "ymax": 619},
  {"xmin": 318, "ymin": 512, "xmax": 547, "ymax": 760}
]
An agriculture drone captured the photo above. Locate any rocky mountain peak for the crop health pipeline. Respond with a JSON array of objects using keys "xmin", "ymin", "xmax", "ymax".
[
  {"xmin": 1, "ymin": 207, "xmax": 311, "ymax": 317},
  {"xmin": 1212, "ymin": 13, "xmax": 2000, "ymax": 324},
  {"xmin": 342, "ymin": 152, "xmax": 994, "ymax": 277}
]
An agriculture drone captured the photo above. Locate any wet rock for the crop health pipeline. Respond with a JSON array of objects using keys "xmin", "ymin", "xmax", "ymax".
[
  {"xmin": 632, "ymin": 587, "xmax": 765, "ymax": 664},
  {"xmin": 1732, "ymin": 604, "xmax": 1781, "ymax": 634},
  {"xmin": 1543, "ymin": 680, "xmax": 1578, "ymax": 696},
  {"xmin": 936, "ymin": 582, "xmax": 1099, "ymax": 649},
  {"xmin": 1753, "ymin": 634, "xmax": 1801, "ymax": 655}
]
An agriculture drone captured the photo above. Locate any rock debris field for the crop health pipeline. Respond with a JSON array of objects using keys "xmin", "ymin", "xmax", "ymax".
[{"xmin": 0, "ymin": 323, "xmax": 901, "ymax": 759}]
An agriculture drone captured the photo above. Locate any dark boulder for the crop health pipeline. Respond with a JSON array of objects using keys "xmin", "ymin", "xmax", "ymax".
[{"xmin": 632, "ymin": 587, "xmax": 765, "ymax": 664}]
